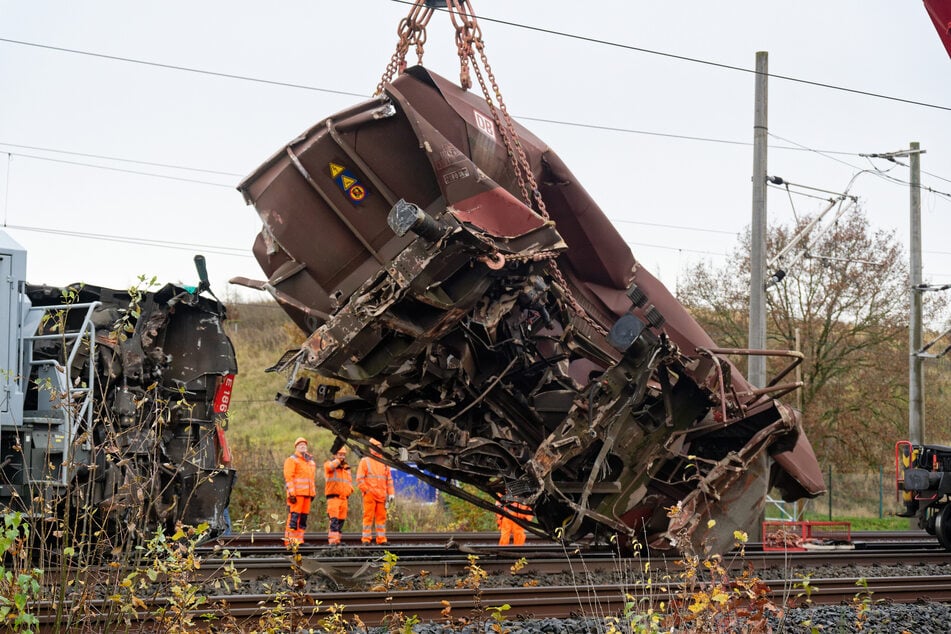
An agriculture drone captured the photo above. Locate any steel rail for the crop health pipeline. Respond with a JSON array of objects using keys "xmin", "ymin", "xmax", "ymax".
[
  {"xmin": 206, "ymin": 529, "xmax": 935, "ymax": 550},
  {"xmin": 35, "ymin": 575, "xmax": 951, "ymax": 630},
  {"xmin": 47, "ymin": 546, "xmax": 951, "ymax": 589}
]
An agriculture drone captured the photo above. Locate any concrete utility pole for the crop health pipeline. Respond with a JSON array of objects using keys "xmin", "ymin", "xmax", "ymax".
[
  {"xmin": 909, "ymin": 141, "xmax": 924, "ymax": 445},
  {"xmin": 749, "ymin": 51, "xmax": 768, "ymax": 388}
]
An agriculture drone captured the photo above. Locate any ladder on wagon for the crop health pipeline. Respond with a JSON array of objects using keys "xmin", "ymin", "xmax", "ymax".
[{"xmin": 17, "ymin": 297, "xmax": 99, "ymax": 499}]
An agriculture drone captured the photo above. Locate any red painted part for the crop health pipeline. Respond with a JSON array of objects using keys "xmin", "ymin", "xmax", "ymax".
[
  {"xmin": 217, "ymin": 425, "xmax": 232, "ymax": 466},
  {"xmin": 213, "ymin": 373, "xmax": 236, "ymax": 414},
  {"xmin": 924, "ymin": 0, "xmax": 951, "ymax": 57}
]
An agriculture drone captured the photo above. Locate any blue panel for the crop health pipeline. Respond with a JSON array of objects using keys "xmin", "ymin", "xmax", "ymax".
[{"xmin": 392, "ymin": 465, "xmax": 438, "ymax": 503}]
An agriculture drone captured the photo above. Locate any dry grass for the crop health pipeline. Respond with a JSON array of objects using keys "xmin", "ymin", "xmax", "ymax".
[{"xmin": 225, "ymin": 301, "xmax": 321, "ymax": 449}]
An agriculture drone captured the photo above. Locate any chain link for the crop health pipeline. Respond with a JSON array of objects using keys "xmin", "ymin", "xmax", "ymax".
[
  {"xmin": 377, "ymin": 1, "xmax": 606, "ymax": 337},
  {"xmin": 475, "ymin": 40, "xmax": 549, "ymax": 220},
  {"xmin": 375, "ymin": 2, "xmax": 435, "ymax": 96},
  {"xmin": 507, "ymin": 251, "xmax": 609, "ymax": 337},
  {"xmin": 445, "ymin": 1, "xmax": 603, "ymax": 335}
]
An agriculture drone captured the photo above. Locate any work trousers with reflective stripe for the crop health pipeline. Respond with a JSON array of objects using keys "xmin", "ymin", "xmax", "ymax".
[
  {"xmin": 361, "ymin": 494, "xmax": 388, "ymax": 544},
  {"xmin": 499, "ymin": 516, "xmax": 526, "ymax": 546},
  {"xmin": 327, "ymin": 495, "xmax": 348, "ymax": 545},
  {"xmin": 285, "ymin": 495, "xmax": 312, "ymax": 546}
]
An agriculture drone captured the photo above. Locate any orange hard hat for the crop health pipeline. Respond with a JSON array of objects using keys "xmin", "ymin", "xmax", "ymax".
[{"xmin": 294, "ymin": 437, "xmax": 308, "ymax": 447}]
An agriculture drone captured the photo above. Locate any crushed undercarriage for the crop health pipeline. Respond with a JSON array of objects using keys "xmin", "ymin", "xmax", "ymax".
[{"xmin": 235, "ymin": 65, "xmax": 825, "ymax": 553}]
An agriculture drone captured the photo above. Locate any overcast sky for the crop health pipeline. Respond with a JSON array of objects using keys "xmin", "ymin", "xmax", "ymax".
[{"xmin": 1, "ymin": 1, "xmax": 949, "ymax": 305}]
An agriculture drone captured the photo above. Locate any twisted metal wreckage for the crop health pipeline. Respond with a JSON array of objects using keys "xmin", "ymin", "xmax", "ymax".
[
  {"xmin": 0, "ymin": 235, "xmax": 238, "ymax": 545},
  {"xmin": 233, "ymin": 1, "xmax": 825, "ymax": 553}
]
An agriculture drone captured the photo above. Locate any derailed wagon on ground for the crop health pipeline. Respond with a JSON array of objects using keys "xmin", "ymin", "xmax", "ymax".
[
  {"xmin": 235, "ymin": 62, "xmax": 825, "ymax": 554},
  {"xmin": 0, "ymin": 232, "xmax": 237, "ymax": 552}
]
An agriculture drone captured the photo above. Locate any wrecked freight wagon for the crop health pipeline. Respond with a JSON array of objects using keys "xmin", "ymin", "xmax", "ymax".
[
  {"xmin": 234, "ymin": 64, "xmax": 825, "ymax": 553},
  {"xmin": 0, "ymin": 231, "xmax": 237, "ymax": 551}
]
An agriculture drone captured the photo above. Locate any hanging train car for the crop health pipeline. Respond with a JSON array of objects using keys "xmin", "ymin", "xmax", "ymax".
[{"xmin": 233, "ymin": 65, "xmax": 825, "ymax": 553}]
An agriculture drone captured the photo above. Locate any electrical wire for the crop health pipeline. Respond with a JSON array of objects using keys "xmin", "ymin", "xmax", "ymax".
[
  {"xmin": 767, "ymin": 177, "xmax": 855, "ymax": 200},
  {"xmin": 0, "ymin": 38, "xmax": 369, "ymax": 100},
  {"xmin": 767, "ymin": 183, "xmax": 835, "ymax": 203},
  {"xmin": 768, "ymin": 133, "xmax": 951, "ymax": 203},
  {"xmin": 2, "ymin": 23, "xmax": 950, "ymax": 261},
  {"xmin": 7, "ymin": 221, "xmax": 731, "ymax": 262},
  {"xmin": 866, "ymin": 163, "xmax": 951, "ymax": 202},
  {"xmin": 519, "ymin": 116, "xmax": 753, "ymax": 149},
  {"xmin": 609, "ymin": 217, "xmax": 737, "ymax": 236},
  {"xmin": 3, "ymin": 223, "xmax": 253, "ymax": 257},
  {"xmin": 625, "ymin": 240, "xmax": 728, "ymax": 258},
  {"xmin": 0, "ymin": 142, "xmax": 244, "ymax": 177},
  {"xmin": 393, "ymin": 0, "xmax": 951, "ymax": 113},
  {"xmin": 0, "ymin": 38, "xmax": 851, "ymax": 157},
  {"xmin": 7, "ymin": 152, "xmax": 235, "ymax": 188},
  {"xmin": 922, "ymin": 169, "xmax": 951, "ymax": 187},
  {"xmin": 522, "ymin": 115, "xmax": 879, "ymax": 157},
  {"xmin": 872, "ymin": 156, "xmax": 951, "ymax": 200},
  {"xmin": 3, "ymin": 39, "xmax": 949, "ymax": 181}
]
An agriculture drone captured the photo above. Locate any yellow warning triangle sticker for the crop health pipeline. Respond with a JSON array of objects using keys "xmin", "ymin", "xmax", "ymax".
[
  {"xmin": 329, "ymin": 163, "xmax": 346, "ymax": 178},
  {"xmin": 340, "ymin": 175, "xmax": 357, "ymax": 190}
]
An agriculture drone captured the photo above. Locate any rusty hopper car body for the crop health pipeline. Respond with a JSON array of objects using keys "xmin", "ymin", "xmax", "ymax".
[
  {"xmin": 0, "ymin": 231, "xmax": 237, "ymax": 548},
  {"xmin": 236, "ymin": 66, "xmax": 824, "ymax": 553}
]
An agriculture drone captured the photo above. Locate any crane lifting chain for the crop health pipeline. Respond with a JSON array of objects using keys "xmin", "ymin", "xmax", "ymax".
[
  {"xmin": 376, "ymin": 0, "xmax": 543, "ymax": 218},
  {"xmin": 374, "ymin": 2, "xmax": 435, "ymax": 97},
  {"xmin": 376, "ymin": 0, "xmax": 607, "ymax": 336}
]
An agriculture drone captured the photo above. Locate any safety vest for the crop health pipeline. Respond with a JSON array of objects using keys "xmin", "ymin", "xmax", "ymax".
[
  {"xmin": 499, "ymin": 501, "xmax": 533, "ymax": 520},
  {"xmin": 357, "ymin": 455, "xmax": 395, "ymax": 501},
  {"xmin": 324, "ymin": 458, "xmax": 354, "ymax": 498},
  {"xmin": 283, "ymin": 451, "xmax": 317, "ymax": 498}
]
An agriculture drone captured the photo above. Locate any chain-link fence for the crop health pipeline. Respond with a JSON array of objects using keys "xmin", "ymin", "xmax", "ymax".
[
  {"xmin": 232, "ymin": 444, "xmax": 910, "ymax": 533},
  {"xmin": 767, "ymin": 466, "xmax": 905, "ymax": 522}
]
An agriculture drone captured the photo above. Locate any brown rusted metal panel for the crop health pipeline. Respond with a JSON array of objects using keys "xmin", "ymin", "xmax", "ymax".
[{"xmin": 239, "ymin": 65, "xmax": 824, "ymax": 553}]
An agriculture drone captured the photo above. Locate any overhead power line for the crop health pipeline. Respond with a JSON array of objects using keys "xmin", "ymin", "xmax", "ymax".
[
  {"xmin": 392, "ymin": 0, "xmax": 951, "ymax": 113},
  {"xmin": 922, "ymin": 169, "xmax": 951, "ymax": 187},
  {"xmin": 5, "ymin": 152, "xmax": 235, "ymax": 188},
  {"xmin": 610, "ymin": 217, "xmax": 737, "ymax": 236},
  {"xmin": 0, "ymin": 142, "xmax": 244, "ymax": 177},
  {"xmin": 0, "ymin": 38, "xmax": 369, "ymax": 100},
  {"xmin": 2, "ymin": 27, "xmax": 950, "ymax": 117},
  {"xmin": 766, "ymin": 183, "xmax": 839, "ymax": 203},
  {"xmin": 3, "ymin": 223, "xmax": 253, "ymax": 257},
  {"xmin": 518, "ymin": 116, "xmax": 867, "ymax": 157},
  {"xmin": 2, "ymin": 32, "xmax": 950, "ymax": 230},
  {"xmin": 768, "ymin": 133, "xmax": 951, "ymax": 203},
  {"xmin": 625, "ymin": 240, "xmax": 728, "ymax": 258},
  {"xmin": 3, "ymin": 220, "xmax": 729, "ymax": 263},
  {"xmin": 2, "ymin": 38, "xmax": 948, "ymax": 175}
]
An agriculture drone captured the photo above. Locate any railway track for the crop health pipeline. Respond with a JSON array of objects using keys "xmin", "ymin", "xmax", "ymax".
[
  {"xmin": 77, "ymin": 528, "xmax": 923, "ymax": 590},
  {"xmin": 36, "ymin": 574, "xmax": 951, "ymax": 631},
  {"xmin": 193, "ymin": 544, "xmax": 951, "ymax": 584},
  {"xmin": 30, "ymin": 530, "xmax": 951, "ymax": 630},
  {"xmin": 42, "ymin": 530, "xmax": 951, "ymax": 587},
  {"xmin": 192, "ymin": 530, "xmax": 950, "ymax": 582},
  {"xmin": 205, "ymin": 529, "xmax": 938, "ymax": 551}
]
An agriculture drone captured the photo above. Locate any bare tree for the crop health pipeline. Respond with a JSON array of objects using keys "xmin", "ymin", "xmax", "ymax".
[{"xmin": 678, "ymin": 207, "xmax": 921, "ymax": 468}]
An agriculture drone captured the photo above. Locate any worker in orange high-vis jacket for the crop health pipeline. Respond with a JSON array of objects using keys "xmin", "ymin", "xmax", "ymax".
[
  {"xmin": 324, "ymin": 445, "xmax": 354, "ymax": 545},
  {"xmin": 356, "ymin": 438, "xmax": 395, "ymax": 545},
  {"xmin": 497, "ymin": 499, "xmax": 533, "ymax": 546},
  {"xmin": 283, "ymin": 437, "xmax": 317, "ymax": 547}
]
